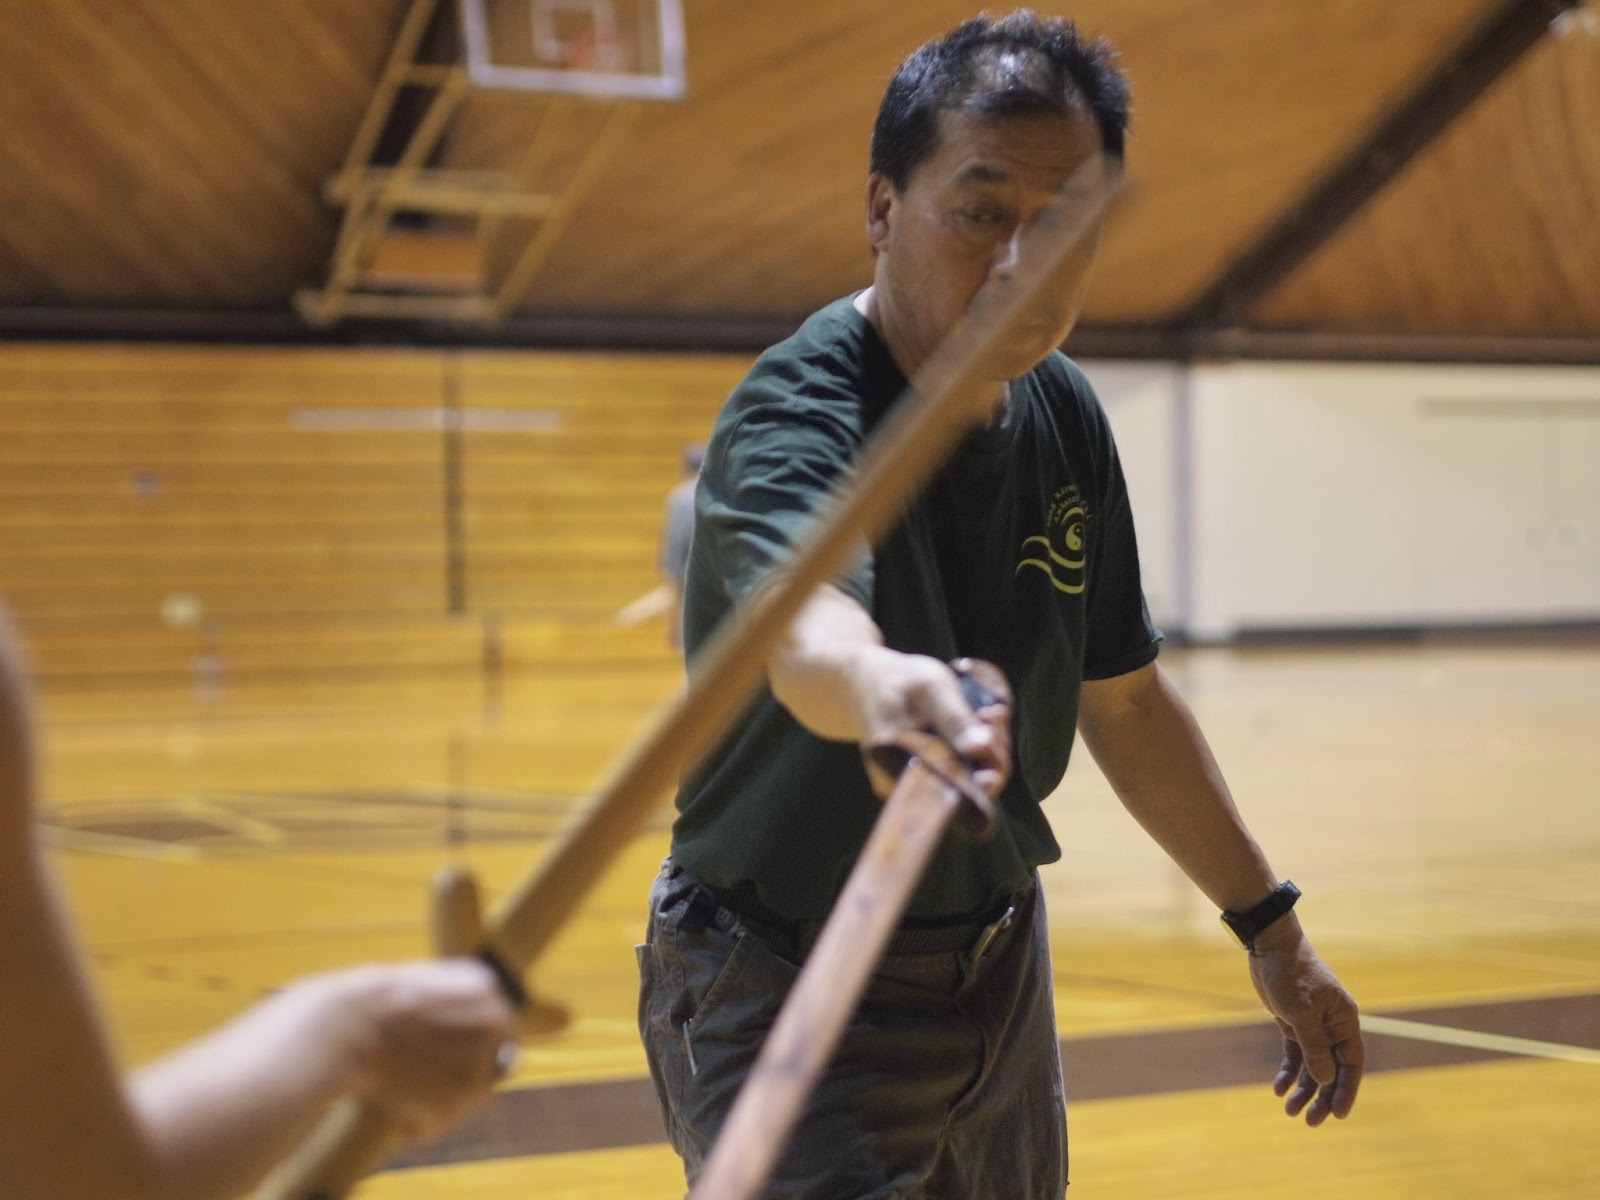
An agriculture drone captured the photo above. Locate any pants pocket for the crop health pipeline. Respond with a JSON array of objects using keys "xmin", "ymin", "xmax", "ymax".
[{"xmin": 687, "ymin": 929, "xmax": 757, "ymax": 1028}]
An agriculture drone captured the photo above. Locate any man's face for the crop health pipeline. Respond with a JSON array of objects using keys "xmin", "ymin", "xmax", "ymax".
[{"xmin": 866, "ymin": 105, "xmax": 1108, "ymax": 380}]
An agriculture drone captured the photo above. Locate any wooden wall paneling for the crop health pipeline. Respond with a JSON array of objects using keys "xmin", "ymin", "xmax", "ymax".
[
  {"xmin": 0, "ymin": 343, "xmax": 762, "ymax": 675},
  {"xmin": 0, "ymin": 344, "xmax": 456, "ymax": 673},
  {"xmin": 455, "ymin": 350, "xmax": 745, "ymax": 617}
]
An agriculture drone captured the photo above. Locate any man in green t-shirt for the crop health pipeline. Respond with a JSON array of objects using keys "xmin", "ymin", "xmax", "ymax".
[{"xmin": 637, "ymin": 12, "xmax": 1364, "ymax": 1197}]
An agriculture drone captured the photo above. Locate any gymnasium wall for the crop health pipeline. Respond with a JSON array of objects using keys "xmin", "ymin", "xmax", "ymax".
[
  {"xmin": 0, "ymin": 343, "xmax": 742, "ymax": 683},
  {"xmin": 5, "ymin": 343, "xmax": 1597, "ymax": 684},
  {"xmin": 1085, "ymin": 359, "xmax": 1600, "ymax": 640},
  {"xmin": 1073, "ymin": 361, "xmax": 1185, "ymax": 632}
]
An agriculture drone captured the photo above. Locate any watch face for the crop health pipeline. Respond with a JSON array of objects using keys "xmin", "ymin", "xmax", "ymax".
[{"xmin": 1219, "ymin": 913, "xmax": 1251, "ymax": 950}]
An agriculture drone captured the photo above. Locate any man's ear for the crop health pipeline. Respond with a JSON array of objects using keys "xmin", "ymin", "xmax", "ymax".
[{"xmin": 865, "ymin": 174, "xmax": 896, "ymax": 255}]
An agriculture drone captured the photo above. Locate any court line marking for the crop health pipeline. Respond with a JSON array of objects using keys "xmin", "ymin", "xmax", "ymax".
[
  {"xmin": 42, "ymin": 826, "xmax": 202, "ymax": 863},
  {"xmin": 290, "ymin": 407, "xmax": 561, "ymax": 432},
  {"xmin": 1363, "ymin": 1013, "xmax": 1600, "ymax": 1064}
]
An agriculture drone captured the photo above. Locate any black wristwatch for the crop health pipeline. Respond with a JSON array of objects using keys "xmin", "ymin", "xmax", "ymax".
[{"xmin": 1219, "ymin": 880, "xmax": 1301, "ymax": 953}]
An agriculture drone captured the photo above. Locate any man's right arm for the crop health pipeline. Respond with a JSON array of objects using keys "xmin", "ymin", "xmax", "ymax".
[{"xmin": 767, "ymin": 583, "xmax": 1007, "ymax": 795}]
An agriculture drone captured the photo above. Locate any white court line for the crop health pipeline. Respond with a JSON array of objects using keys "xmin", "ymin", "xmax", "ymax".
[
  {"xmin": 1363, "ymin": 1013, "xmax": 1600, "ymax": 1065},
  {"xmin": 42, "ymin": 826, "xmax": 202, "ymax": 863},
  {"xmin": 290, "ymin": 408, "xmax": 561, "ymax": 432}
]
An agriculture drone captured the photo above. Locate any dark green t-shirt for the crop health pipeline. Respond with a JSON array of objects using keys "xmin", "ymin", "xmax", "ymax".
[{"xmin": 674, "ymin": 295, "xmax": 1161, "ymax": 920}]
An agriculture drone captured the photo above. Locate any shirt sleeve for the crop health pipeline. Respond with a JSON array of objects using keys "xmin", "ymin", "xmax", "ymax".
[
  {"xmin": 1075, "ymin": 376, "xmax": 1163, "ymax": 680},
  {"xmin": 697, "ymin": 390, "xmax": 874, "ymax": 610}
]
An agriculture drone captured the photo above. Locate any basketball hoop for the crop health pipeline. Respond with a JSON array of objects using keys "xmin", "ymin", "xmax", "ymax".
[{"xmin": 532, "ymin": 0, "xmax": 628, "ymax": 70}]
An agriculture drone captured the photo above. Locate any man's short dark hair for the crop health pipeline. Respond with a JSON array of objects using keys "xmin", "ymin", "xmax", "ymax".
[{"xmin": 870, "ymin": 10, "xmax": 1131, "ymax": 190}]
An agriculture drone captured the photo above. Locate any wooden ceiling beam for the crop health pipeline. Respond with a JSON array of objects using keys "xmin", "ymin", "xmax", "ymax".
[
  {"xmin": 9, "ymin": 305, "xmax": 1600, "ymax": 366},
  {"xmin": 1179, "ymin": 0, "xmax": 1584, "ymax": 332},
  {"xmin": 306, "ymin": 292, "xmax": 496, "ymax": 322}
]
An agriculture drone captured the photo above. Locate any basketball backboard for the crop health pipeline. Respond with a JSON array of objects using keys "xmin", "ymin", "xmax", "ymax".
[{"xmin": 460, "ymin": 0, "xmax": 686, "ymax": 99}]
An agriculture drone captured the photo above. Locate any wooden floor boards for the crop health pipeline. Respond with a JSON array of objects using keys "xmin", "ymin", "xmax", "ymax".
[{"xmin": 32, "ymin": 638, "xmax": 1600, "ymax": 1197}]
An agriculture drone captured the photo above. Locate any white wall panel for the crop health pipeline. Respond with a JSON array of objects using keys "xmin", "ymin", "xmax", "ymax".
[
  {"xmin": 1078, "ymin": 360, "xmax": 1184, "ymax": 631},
  {"xmin": 1184, "ymin": 364, "xmax": 1600, "ymax": 637}
]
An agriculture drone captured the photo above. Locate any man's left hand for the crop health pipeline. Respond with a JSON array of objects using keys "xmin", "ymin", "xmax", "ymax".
[{"xmin": 1247, "ymin": 924, "xmax": 1364, "ymax": 1127}]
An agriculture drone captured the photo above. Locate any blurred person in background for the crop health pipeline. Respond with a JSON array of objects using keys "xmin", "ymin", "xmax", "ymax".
[{"xmin": 616, "ymin": 441, "xmax": 706, "ymax": 650}]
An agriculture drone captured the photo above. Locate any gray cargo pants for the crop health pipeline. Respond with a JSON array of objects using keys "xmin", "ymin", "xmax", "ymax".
[{"xmin": 637, "ymin": 858, "xmax": 1068, "ymax": 1199}]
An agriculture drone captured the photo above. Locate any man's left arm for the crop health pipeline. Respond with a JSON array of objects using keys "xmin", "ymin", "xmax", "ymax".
[{"xmin": 1077, "ymin": 661, "xmax": 1365, "ymax": 1126}]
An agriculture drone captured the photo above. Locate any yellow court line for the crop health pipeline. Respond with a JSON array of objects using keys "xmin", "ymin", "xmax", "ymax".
[{"xmin": 1363, "ymin": 1013, "xmax": 1600, "ymax": 1065}]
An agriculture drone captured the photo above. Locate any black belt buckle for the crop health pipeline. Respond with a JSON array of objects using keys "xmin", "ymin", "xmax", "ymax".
[{"xmin": 969, "ymin": 903, "xmax": 1017, "ymax": 961}]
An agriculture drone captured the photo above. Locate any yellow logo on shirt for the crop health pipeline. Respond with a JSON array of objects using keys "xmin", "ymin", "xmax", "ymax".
[{"xmin": 1016, "ymin": 484, "xmax": 1088, "ymax": 595}]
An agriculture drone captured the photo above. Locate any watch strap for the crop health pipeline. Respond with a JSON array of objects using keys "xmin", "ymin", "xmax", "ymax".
[{"xmin": 1220, "ymin": 880, "xmax": 1301, "ymax": 952}]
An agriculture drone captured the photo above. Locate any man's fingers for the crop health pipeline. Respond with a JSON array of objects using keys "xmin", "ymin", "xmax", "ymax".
[
  {"xmin": 1283, "ymin": 1066, "xmax": 1318, "ymax": 1118},
  {"xmin": 1292, "ymin": 1020, "xmax": 1338, "ymax": 1085},
  {"xmin": 947, "ymin": 658, "xmax": 1011, "ymax": 768},
  {"xmin": 1294, "ymin": 1022, "xmax": 1364, "ymax": 1125},
  {"xmin": 951, "ymin": 718, "xmax": 997, "ymax": 762},
  {"xmin": 1329, "ymin": 1066, "xmax": 1362, "ymax": 1121},
  {"xmin": 1327, "ymin": 1037, "xmax": 1364, "ymax": 1121},
  {"xmin": 915, "ymin": 669, "xmax": 987, "ymax": 748},
  {"xmin": 878, "ymin": 657, "xmax": 1012, "ymax": 798},
  {"xmin": 943, "ymin": 685, "xmax": 1008, "ymax": 785},
  {"xmin": 1273, "ymin": 1033, "xmax": 1303, "ymax": 1098},
  {"xmin": 1309, "ymin": 999, "xmax": 1364, "ymax": 1123},
  {"xmin": 1277, "ymin": 1028, "xmax": 1317, "ymax": 1117},
  {"xmin": 1304, "ymin": 1052, "xmax": 1359, "ymax": 1127},
  {"xmin": 1304, "ymin": 1078, "xmax": 1337, "ymax": 1127}
]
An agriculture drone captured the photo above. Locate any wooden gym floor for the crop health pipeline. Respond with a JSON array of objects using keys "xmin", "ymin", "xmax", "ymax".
[{"xmin": 33, "ymin": 634, "xmax": 1600, "ymax": 1198}]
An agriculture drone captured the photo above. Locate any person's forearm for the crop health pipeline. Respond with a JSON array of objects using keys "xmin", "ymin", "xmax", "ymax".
[
  {"xmin": 1, "ymin": 861, "xmax": 357, "ymax": 1200},
  {"xmin": 1079, "ymin": 666, "xmax": 1289, "ymax": 919},
  {"xmin": 126, "ymin": 974, "xmax": 363, "ymax": 1200},
  {"xmin": 1083, "ymin": 668, "xmax": 1362, "ymax": 1119},
  {"xmin": 766, "ymin": 583, "xmax": 887, "ymax": 741},
  {"xmin": 765, "ymin": 585, "xmax": 1007, "ymax": 789}
]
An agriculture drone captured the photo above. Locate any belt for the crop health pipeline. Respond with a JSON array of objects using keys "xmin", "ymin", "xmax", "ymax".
[{"xmin": 707, "ymin": 879, "xmax": 1031, "ymax": 959}]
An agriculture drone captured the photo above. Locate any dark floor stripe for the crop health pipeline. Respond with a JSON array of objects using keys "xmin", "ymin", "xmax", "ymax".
[
  {"xmin": 388, "ymin": 989, "xmax": 1599, "ymax": 1170},
  {"xmin": 1392, "ymin": 992, "xmax": 1600, "ymax": 1050},
  {"xmin": 389, "ymin": 1077, "xmax": 666, "ymax": 1167}
]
